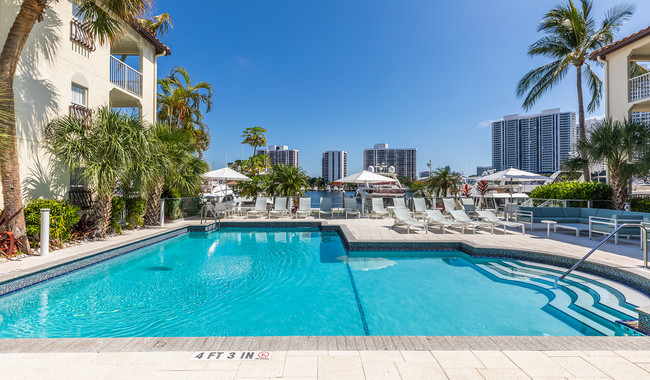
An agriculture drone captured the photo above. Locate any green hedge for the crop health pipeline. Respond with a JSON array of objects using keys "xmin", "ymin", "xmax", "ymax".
[
  {"xmin": 631, "ymin": 197, "xmax": 650, "ymax": 213},
  {"xmin": 110, "ymin": 196, "xmax": 125, "ymax": 234},
  {"xmin": 124, "ymin": 197, "xmax": 146, "ymax": 229},
  {"xmin": 529, "ymin": 181, "xmax": 613, "ymax": 201},
  {"xmin": 25, "ymin": 199, "xmax": 80, "ymax": 247}
]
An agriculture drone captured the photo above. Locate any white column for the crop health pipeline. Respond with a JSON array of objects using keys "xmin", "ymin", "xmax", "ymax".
[
  {"xmin": 160, "ymin": 199, "xmax": 165, "ymax": 227},
  {"xmin": 40, "ymin": 209, "xmax": 50, "ymax": 256}
]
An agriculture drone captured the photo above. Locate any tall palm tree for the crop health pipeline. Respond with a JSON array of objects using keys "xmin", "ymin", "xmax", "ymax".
[
  {"xmin": 427, "ymin": 166, "xmax": 461, "ymax": 198},
  {"xmin": 45, "ymin": 107, "xmax": 150, "ymax": 237},
  {"xmin": 157, "ymin": 66, "xmax": 214, "ymax": 155},
  {"xmin": 0, "ymin": 85, "xmax": 12, "ymax": 158},
  {"xmin": 577, "ymin": 119, "xmax": 650, "ymax": 210},
  {"xmin": 516, "ymin": 0, "xmax": 634, "ymax": 181},
  {"xmin": 142, "ymin": 124, "xmax": 208, "ymax": 225},
  {"xmin": 241, "ymin": 126, "xmax": 267, "ymax": 156},
  {"xmin": 139, "ymin": 13, "xmax": 172, "ymax": 37},
  {"xmin": 269, "ymin": 164, "xmax": 309, "ymax": 197},
  {"xmin": 0, "ymin": 0, "xmax": 153, "ymax": 250}
]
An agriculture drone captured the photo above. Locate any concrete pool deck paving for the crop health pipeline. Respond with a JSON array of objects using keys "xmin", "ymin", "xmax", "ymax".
[{"xmin": 2, "ymin": 216, "xmax": 650, "ymax": 379}]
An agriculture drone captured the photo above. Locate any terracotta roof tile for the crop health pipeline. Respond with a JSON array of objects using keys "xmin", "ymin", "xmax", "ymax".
[
  {"xmin": 590, "ymin": 25, "xmax": 650, "ymax": 60},
  {"xmin": 127, "ymin": 19, "xmax": 171, "ymax": 56}
]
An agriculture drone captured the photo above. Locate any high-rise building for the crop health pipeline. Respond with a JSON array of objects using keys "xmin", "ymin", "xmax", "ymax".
[
  {"xmin": 492, "ymin": 109, "xmax": 577, "ymax": 173},
  {"xmin": 257, "ymin": 145, "xmax": 300, "ymax": 168},
  {"xmin": 363, "ymin": 143, "xmax": 417, "ymax": 180},
  {"xmin": 322, "ymin": 151, "xmax": 347, "ymax": 183}
]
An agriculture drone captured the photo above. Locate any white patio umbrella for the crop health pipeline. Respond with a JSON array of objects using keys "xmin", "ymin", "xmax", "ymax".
[
  {"xmin": 201, "ymin": 167, "xmax": 251, "ymax": 181},
  {"xmin": 331, "ymin": 170, "xmax": 397, "ymax": 216},
  {"xmin": 477, "ymin": 168, "xmax": 548, "ymax": 182}
]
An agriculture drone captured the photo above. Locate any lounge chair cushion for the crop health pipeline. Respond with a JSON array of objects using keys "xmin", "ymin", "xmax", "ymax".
[
  {"xmin": 563, "ymin": 208, "xmax": 581, "ymax": 218},
  {"xmin": 540, "ymin": 208, "xmax": 564, "ymax": 218}
]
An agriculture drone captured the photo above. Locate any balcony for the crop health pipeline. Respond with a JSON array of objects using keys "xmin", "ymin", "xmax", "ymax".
[
  {"xmin": 110, "ymin": 55, "xmax": 142, "ymax": 97},
  {"xmin": 630, "ymin": 72, "xmax": 650, "ymax": 102},
  {"xmin": 70, "ymin": 19, "xmax": 95, "ymax": 51}
]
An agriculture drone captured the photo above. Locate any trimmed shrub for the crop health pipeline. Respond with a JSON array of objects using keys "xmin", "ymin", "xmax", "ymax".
[
  {"xmin": 529, "ymin": 181, "xmax": 613, "ymax": 201},
  {"xmin": 25, "ymin": 199, "xmax": 80, "ymax": 247},
  {"xmin": 124, "ymin": 197, "xmax": 146, "ymax": 229},
  {"xmin": 631, "ymin": 197, "xmax": 650, "ymax": 213},
  {"xmin": 110, "ymin": 196, "xmax": 125, "ymax": 234}
]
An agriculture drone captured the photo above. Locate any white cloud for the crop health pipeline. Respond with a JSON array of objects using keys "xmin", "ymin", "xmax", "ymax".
[
  {"xmin": 236, "ymin": 56, "xmax": 252, "ymax": 69},
  {"xmin": 476, "ymin": 119, "xmax": 497, "ymax": 128}
]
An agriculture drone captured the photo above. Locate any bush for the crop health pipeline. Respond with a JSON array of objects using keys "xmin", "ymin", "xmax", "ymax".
[
  {"xmin": 631, "ymin": 197, "xmax": 650, "ymax": 213},
  {"xmin": 529, "ymin": 181, "xmax": 613, "ymax": 202},
  {"xmin": 25, "ymin": 199, "xmax": 80, "ymax": 247},
  {"xmin": 110, "ymin": 196, "xmax": 125, "ymax": 234},
  {"xmin": 124, "ymin": 197, "xmax": 146, "ymax": 229}
]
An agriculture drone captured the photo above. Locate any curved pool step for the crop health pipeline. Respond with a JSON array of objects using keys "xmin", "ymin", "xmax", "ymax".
[
  {"xmin": 486, "ymin": 262, "xmax": 635, "ymax": 327},
  {"xmin": 498, "ymin": 260, "xmax": 639, "ymax": 318},
  {"xmin": 476, "ymin": 263, "xmax": 615, "ymax": 336}
]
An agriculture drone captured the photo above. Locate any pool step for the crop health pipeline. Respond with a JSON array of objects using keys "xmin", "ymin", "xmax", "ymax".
[
  {"xmin": 476, "ymin": 262, "xmax": 618, "ymax": 336},
  {"xmin": 487, "ymin": 262, "xmax": 634, "ymax": 325}
]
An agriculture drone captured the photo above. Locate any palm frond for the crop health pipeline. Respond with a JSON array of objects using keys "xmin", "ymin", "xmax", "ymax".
[
  {"xmin": 517, "ymin": 59, "xmax": 570, "ymax": 110},
  {"xmin": 582, "ymin": 62, "xmax": 603, "ymax": 113}
]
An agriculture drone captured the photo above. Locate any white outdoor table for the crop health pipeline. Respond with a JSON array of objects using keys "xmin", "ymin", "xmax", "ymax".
[{"xmin": 541, "ymin": 220, "xmax": 557, "ymax": 237}]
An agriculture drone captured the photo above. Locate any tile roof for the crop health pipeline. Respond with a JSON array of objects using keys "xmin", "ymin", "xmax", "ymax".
[
  {"xmin": 590, "ymin": 25, "xmax": 650, "ymax": 60},
  {"xmin": 127, "ymin": 19, "xmax": 171, "ymax": 56}
]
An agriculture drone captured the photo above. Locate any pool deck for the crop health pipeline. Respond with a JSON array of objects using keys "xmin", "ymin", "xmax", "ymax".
[{"xmin": 2, "ymin": 216, "xmax": 650, "ymax": 379}]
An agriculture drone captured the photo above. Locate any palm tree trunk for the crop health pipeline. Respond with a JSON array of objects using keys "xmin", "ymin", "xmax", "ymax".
[
  {"xmin": 576, "ymin": 65, "xmax": 591, "ymax": 182},
  {"xmin": 144, "ymin": 181, "xmax": 164, "ymax": 226},
  {"xmin": 0, "ymin": 0, "xmax": 47, "ymax": 252},
  {"xmin": 92, "ymin": 193, "xmax": 113, "ymax": 238},
  {"xmin": 609, "ymin": 171, "xmax": 628, "ymax": 210}
]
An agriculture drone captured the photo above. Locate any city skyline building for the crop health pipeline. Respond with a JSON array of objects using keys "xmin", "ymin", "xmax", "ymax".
[
  {"xmin": 257, "ymin": 145, "xmax": 300, "ymax": 168},
  {"xmin": 492, "ymin": 108, "xmax": 577, "ymax": 173},
  {"xmin": 363, "ymin": 143, "xmax": 417, "ymax": 180},
  {"xmin": 322, "ymin": 151, "xmax": 347, "ymax": 183}
]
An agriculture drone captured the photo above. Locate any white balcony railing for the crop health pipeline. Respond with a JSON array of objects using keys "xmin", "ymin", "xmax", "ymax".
[
  {"xmin": 110, "ymin": 55, "xmax": 142, "ymax": 97},
  {"xmin": 630, "ymin": 72, "xmax": 650, "ymax": 102}
]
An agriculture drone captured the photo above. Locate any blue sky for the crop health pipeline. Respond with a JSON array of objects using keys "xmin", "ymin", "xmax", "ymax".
[{"xmin": 154, "ymin": 0, "xmax": 650, "ymax": 177}]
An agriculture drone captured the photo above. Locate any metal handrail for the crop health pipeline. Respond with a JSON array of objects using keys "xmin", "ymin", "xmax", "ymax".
[{"xmin": 556, "ymin": 223, "xmax": 648, "ymax": 285}]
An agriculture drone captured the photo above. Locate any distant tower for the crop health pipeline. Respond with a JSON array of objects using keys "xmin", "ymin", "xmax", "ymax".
[
  {"xmin": 322, "ymin": 151, "xmax": 347, "ymax": 182},
  {"xmin": 363, "ymin": 143, "xmax": 417, "ymax": 180}
]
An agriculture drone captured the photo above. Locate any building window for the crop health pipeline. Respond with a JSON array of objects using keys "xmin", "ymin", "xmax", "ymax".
[
  {"xmin": 71, "ymin": 83, "xmax": 87, "ymax": 106},
  {"xmin": 70, "ymin": 83, "xmax": 92, "ymax": 123}
]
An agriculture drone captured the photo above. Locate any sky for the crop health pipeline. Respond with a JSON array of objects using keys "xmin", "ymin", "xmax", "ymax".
[{"xmin": 153, "ymin": 0, "xmax": 650, "ymax": 178}]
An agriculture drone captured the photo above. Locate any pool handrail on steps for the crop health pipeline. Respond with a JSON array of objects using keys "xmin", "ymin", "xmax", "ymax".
[{"xmin": 556, "ymin": 224, "xmax": 648, "ymax": 286}]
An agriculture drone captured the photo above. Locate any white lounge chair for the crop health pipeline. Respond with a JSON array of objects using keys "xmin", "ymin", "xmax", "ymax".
[
  {"xmin": 424, "ymin": 209, "xmax": 464, "ymax": 234},
  {"xmin": 460, "ymin": 198, "xmax": 478, "ymax": 218},
  {"xmin": 319, "ymin": 197, "xmax": 334, "ymax": 218},
  {"xmin": 269, "ymin": 197, "xmax": 288, "ymax": 218},
  {"xmin": 393, "ymin": 209, "xmax": 426, "ymax": 234},
  {"xmin": 393, "ymin": 198, "xmax": 410, "ymax": 215},
  {"xmin": 413, "ymin": 197, "xmax": 428, "ymax": 219},
  {"xmin": 344, "ymin": 198, "xmax": 360, "ymax": 219},
  {"xmin": 442, "ymin": 198, "xmax": 457, "ymax": 214},
  {"xmin": 295, "ymin": 197, "xmax": 311, "ymax": 218},
  {"xmin": 371, "ymin": 198, "xmax": 390, "ymax": 218},
  {"xmin": 247, "ymin": 197, "xmax": 268, "ymax": 219},
  {"xmin": 449, "ymin": 210, "xmax": 494, "ymax": 234},
  {"xmin": 476, "ymin": 210, "xmax": 525, "ymax": 234}
]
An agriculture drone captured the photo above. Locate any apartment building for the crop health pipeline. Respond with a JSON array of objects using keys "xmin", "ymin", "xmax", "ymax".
[
  {"xmin": 492, "ymin": 109, "xmax": 577, "ymax": 173},
  {"xmin": 363, "ymin": 143, "xmax": 417, "ymax": 180},
  {"xmin": 0, "ymin": 0, "xmax": 170, "ymax": 204},
  {"xmin": 590, "ymin": 26, "xmax": 650, "ymax": 124},
  {"xmin": 322, "ymin": 151, "xmax": 347, "ymax": 183},
  {"xmin": 257, "ymin": 145, "xmax": 300, "ymax": 168}
]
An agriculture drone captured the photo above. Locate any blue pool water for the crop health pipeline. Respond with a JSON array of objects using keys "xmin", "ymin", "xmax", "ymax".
[{"xmin": 0, "ymin": 228, "xmax": 620, "ymax": 338}]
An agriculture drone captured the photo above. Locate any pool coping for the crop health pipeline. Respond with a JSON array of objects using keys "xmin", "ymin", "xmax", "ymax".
[{"xmin": 2, "ymin": 219, "xmax": 650, "ymax": 352}]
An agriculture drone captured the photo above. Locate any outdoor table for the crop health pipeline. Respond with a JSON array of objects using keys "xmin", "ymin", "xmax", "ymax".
[
  {"xmin": 541, "ymin": 220, "xmax": 557, "ymax": 237},
  {"xmin": 555, "ymin": 223, "xmax": 589, "ymax": 237}
]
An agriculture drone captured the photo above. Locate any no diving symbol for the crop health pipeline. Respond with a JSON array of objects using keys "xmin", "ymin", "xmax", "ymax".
[{"xmin": 258, "ymin": 351, "xmax": 270, "ymax": 359}]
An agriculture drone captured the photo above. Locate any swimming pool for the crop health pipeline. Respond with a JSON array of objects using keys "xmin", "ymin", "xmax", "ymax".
[{"xmin": 0, "ymin": 228, "xmax": 645, "ymax": 338}]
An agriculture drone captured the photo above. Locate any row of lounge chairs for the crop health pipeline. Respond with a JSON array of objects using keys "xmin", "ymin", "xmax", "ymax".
[{"xmin": 246, "ymin": 197, "xmax": 361, "ymax": 219}]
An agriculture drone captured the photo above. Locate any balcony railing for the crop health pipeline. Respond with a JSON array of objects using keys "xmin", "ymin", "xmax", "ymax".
[
  {"xmin": 69, "ymin": 103, "xmax": 92, "ymax": 125},
  {"xmin": 630, "ymin": 72, "xmax": 650, "ymax": 102},
  {"xmin": 110, "ymin": 55, "xmax": 142, "ymax": 97},
  {"xmin": 70, "ymin": 19, "xmax": 95, "ymax": 51}
]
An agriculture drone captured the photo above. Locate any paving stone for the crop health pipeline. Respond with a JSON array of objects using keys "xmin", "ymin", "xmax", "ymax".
[
  {"xmin": 396, "ymin": 361, "xmax": 448, "ymax": 379},
  {"xmin": 362, "ymin": 360, "xmax": 401, "ymax": 380},
  {"xmin": 432, "ymin": 351, "xmax": 485, "ymax": 369},
  {"xmin": 318, "ymin": 354, "xmax": 365, "ymax": 380},
  {"xmin": 504, "ymin": 351, "xmax": 572, "ymax": 378}
]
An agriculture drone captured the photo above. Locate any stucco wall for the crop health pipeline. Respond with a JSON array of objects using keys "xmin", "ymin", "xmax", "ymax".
[{"xmin": 0, "ymin": 0, "xmax": 160, "ymax": 205}]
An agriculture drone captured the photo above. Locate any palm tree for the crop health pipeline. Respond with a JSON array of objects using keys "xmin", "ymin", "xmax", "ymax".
[
  {"xmin": 142, "ymin": 124, "xmax": 208, "ymax": 226},
  {"xmin": 577, "ymin": 119, "xmax": 650, "ymax": 209},
  {"xmin": 45, "ymin": 107, "xmax": 150, "ymax": 237},
  {"xmin": 139, "ymin": 13, "xmax": 172, "ymax": 37},
  {"xmin": 428, "ymin": 166, "xmax": 461, "ymax": 198},
  {"xmin": 158, "ymin": 66, "xmax": 214, "ymax": 155},
  {"xmin": 269, "ymin": 164, "xmax": 309, "ymax": 197},
  {"xmin": 516, "ymin": 0, "xmax": 634, "ymax": 181},
  {"xmin": 0, "ymin": 85, "xmax": 12, "ymax": 158},
  {"xmin": 0, "ymin": 0, "xmax": 153, "ymax": 250},
  {"xmin": 241, "ymin": 127, "xmax": 267, "ymax": 156}
]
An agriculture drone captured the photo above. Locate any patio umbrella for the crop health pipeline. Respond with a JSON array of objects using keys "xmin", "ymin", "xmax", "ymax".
[
  {"xmin": 331, "ymin": 170, "xmax": 397, "ymax": 216},
  {"xmin": 201, "ymin": 167, "xmax": 251, "ymax": 181},
  {"xmin": 477, "ymin": 168, "xmax": 548, "ymax": 182}
]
